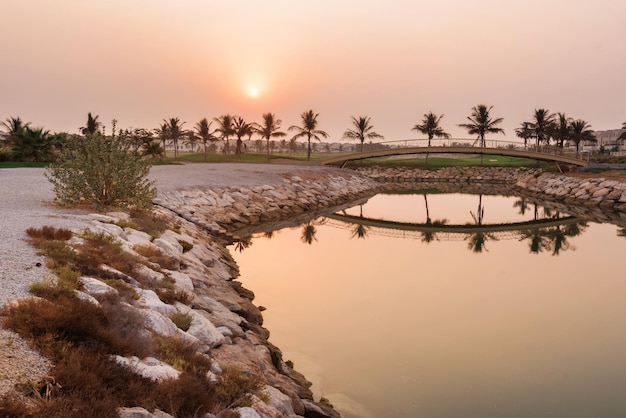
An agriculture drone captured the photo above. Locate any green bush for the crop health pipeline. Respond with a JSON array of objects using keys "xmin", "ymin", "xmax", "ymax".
[{"xmin": 46, "ymin": 134, "xmax": 156, "ymax": 210}]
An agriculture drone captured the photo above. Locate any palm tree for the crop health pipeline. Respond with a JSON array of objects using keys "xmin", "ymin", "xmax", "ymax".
[
  {"xmin": 515, "ymin": 122, "xmax": 533, "ymax": 150},
  {"xmin": 194, "ymin": 118, "xmax": 216, "ymax": 162},
  {"xmin": 412, "ymin": 112, "xmax": 450, "ymax": 147},
  {"xmin": 552, "ymin": 113, "xmax": 573, "ymax": 149},
  {"xmin": 255, "ymin": 113, "xmax": 286, "ymax": 161},
  {"xmin": 184, "ymin": 130, "xmax": 199, "ymax": 153},
  {"xmin": 155, "ymin": 122, "xmax": 169, "ymax": 155},
  {"xmin": 213, "ymin": 114, "xmax": 236, "ymax": 156},
  {"xmin": 81, "ymin": 112, "xmax": 102, "ymax": 136},
  {"xmin": 342, "ymin": 116, "xmax": 384, "ymax": 153},
  {"xmin": 1, "ymin": 116, "xmax": 30, "ymax": 140},
  {"xmin": 570, "ymin": 119, "xmax": 596, "ymax": 155},
  {"xmin": 163, "ymin": 117, "xmax": 186, "ymax": 158},
  {"xmin": 289, "ymin": 110, "xmax": 329, "ymax": 161},
  {"xmin": 11, "ymin": 127, "xmax": 55, "ymax": 162},
  {"xmin": 232, "ymin": 117, "xmax": 253, "ymax": 156},
  {"xmin": 458, "ymin": 104, "xmax": 505, "ymax": 147},
  {"xmin": 195, "ymin": 118, "xmax": 216, "ymax": 160},
  {"xmin": 530, "ymin": 108, "xmax": 555, "ymax": 148}
]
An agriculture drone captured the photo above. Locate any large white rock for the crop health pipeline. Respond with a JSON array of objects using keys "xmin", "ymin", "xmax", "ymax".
[
  {"xmin": 186, "ymin": 309, "xmax": 225, "ymax": 349},
  {"xmin": 136, "ymin": 289, "xmax": 177, "ymax": 316},
  {"xmin": 139, "ymin": 309, "xmax": 204, "ymax": 348},
  {"xmin": 80, "ymin": 277, "xmax": 119, "ymax": 298},
  {"xmin": 153, "ymin": 230, "xmax": 184, "ymax": 256},
  {"xmin": 163, "ymin": 269, "xmax": 194, "ymax": 293},
  {"xmin": 117, "ymin": 407, "xmax": 173, "ymax": 418},
  {"xmin": 264, "ymin": 385, "xmax": 298, "ymax": 417},
  {"xmin": 113, "ymin": 355, "xmax": 179, "ymax": 381},
  {"xmin": 235, "ymin": 407, "xmax": 262, "ymax": 418},
  {"xmin": 123, "ymin": 228, "xmax": 154, "ymax": 246}
]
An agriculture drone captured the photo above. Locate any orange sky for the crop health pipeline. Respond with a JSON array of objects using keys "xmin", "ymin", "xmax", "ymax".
[{"xmin": 1, "ymin": 0, "xmax": 624, "ymax": 141}]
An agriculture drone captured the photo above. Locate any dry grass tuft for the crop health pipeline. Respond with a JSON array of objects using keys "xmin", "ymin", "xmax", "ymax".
[{"xmin": 133, "ymin": 244, "xmax": 180, "ymax": 270}]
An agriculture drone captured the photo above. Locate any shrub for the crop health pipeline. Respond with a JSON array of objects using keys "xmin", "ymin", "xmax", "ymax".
[{"xmin": 46, "ymin": 134, "xmax": 156, "ymax": 210}]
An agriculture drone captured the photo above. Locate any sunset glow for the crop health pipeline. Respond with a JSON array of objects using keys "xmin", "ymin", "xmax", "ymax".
[{"xmin": 0, "ymin": 1, "xmax": 624, "ymax": 139}]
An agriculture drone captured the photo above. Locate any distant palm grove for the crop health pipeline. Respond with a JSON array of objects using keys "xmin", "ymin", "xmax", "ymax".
[{"xmin": 1, "ymin": 107, "xmax": 625, "ymax": 163}]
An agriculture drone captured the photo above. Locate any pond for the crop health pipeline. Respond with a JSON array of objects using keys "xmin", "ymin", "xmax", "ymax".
[{"xmin": 229, "ymin": 188, "xmax": 626, "ymax": 418}]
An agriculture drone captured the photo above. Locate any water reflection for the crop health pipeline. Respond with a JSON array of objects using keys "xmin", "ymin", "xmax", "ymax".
[
  {"xmin": 234, "ymin": 193, "xmax": 591, "ymax": 256},
  {"xmin": 230, "ymin": 191, "xmax": 626, "ymax": 418}
]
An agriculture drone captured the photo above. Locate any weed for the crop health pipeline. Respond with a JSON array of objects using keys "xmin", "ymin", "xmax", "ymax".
[
  {"xmin": 157, "ymin": 288, "xmax": 193, "ymax": 305},
  {"xmin": 128, "ymin": 210, "xmax": 169, "ymax": 238},
  {"xmin": 178, "ymin": 240, "xmax": 194, "ymax": 253},
  {"xmin": 25, "ymin": 226, "xmax": 72, "ymax": 244},
  {"xmin": 153, "ymin": 334, "xmax": 212, "ymax": 374},
  {"xmin": 49, "ymin": 263, "xmax": 81, "ymax": 289},
  {"xmin": 214, "ymin": 366, "xmax": 266, "ymax": 408},
  {"xmin": 103, "ymin": 279, "xmax": 139, "ymax": 300},
  {"xmin": 169, "ymin": 312, "xmax": 193, "ymax": 331},
  {"xmin": 133, "ymin": 244, "xmax": 179, "ymax": 270}
]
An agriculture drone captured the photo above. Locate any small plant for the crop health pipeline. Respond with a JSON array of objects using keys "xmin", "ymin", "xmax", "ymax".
[
  {"xmin": 179, "ymin": 239, "xmax": 193, "ymax": 253},
  {"xmin": 26, "ymin": 226, "xmax": 73, "ymax": 243},
  {"xmin": 157, "ymin": 288, "xmax": 193, "ymax": 305},
  {"xmin": 214, "ymin": 366, "xmax": 266, "ymax": 408},
  {"xmin": 50, "ymin": 263, "xmax": 82, "ymax": 289},
  {"xmin": 133, "ymin": 244, "xmax": 179, "ymax": 270},
  {"xmin": 169, "ymin": 312, "xmax": 193, "ymax": 331},
  {"xmin": 128, "ymin": 210, "xmax": 169, "ymax": 238}
]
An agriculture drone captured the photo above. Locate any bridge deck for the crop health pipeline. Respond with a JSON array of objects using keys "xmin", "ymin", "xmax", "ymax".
[{"xmin": 320, "ymin": 146, "xmax": 588, "ymax": 167}]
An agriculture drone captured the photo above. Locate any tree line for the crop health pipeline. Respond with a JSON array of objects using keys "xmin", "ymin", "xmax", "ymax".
[{"xmin": 2, "ymin": 106, "xmax": 625, "ymax": 163}]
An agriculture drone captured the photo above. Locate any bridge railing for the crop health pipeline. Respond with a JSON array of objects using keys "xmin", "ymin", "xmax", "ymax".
[{"xmin": 372, "ymin": 138, "xmax": 589, "ymax": 161}]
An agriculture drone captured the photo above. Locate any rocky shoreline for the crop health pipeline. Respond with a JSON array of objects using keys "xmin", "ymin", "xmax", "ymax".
[{"xmin": 4, "ymin": 164, "xmax": 626, "ymax": 418}]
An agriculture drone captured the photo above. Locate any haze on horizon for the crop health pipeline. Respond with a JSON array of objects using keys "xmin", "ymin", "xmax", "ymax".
[{"xmin": 1, "ymin": 0, "xmax": 624, "ymax": 142}]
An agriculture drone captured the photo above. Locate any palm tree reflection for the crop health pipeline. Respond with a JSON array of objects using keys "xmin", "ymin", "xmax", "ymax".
[
  {"xmin": 349, "ymin": 204, "xmax": 370, "ymax": 239},
  {"xmin": 301, "ymin": 221, "xmax": 318, "ymax": 245},
  {"xmin": 233, "ymin": 237, "xmax": 252, "ymax": 252},
  {"xmin": 466, "ymin": 194, "xmax": 498, "ymax": 253},
  {"xmin": 421, "ymin": 195, "xmax": 448, "ymax": 243}
]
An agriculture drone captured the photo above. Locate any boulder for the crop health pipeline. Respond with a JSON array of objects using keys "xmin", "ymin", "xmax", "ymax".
[
  {"xmin": 80, "ymin": 277, "xmax": 119, "ymax": 298},
  {"xmin": 113, "ymin": 356, "xmax": 179, "ymax": 381},
  {"xmin": 186, "ymin": 309, "xmax": 225, "ymax": 349}
]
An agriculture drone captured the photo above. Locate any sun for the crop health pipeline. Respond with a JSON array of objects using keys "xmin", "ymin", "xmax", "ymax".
[{"xmin": 249, "ymin": 87, "xmax": 259, "ymax": 97}]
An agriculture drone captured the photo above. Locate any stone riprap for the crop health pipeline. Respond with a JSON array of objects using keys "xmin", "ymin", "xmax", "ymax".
[
  {"xmin": 154, "ymin": 171, "xmax": 380, "ymax": 236},
  {"xmin": 357, "ymin": 166, "xmax": 537, "ymax": 184},
  {"xmin": 355, "ymin": 166, "xmax": 626, "ymax": 212}
]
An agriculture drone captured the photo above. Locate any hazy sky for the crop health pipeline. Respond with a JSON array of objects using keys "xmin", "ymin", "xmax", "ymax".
[{"xmin": 2, "ymin": 0, "xmax": 624, "ymax": 142}]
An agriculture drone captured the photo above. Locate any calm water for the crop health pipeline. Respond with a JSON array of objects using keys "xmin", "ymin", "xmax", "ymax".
[{"xmin": 230, "ymin": 191, "xmax": 626, "ymax": 418}]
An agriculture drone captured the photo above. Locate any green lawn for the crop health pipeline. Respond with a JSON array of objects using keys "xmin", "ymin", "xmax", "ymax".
[{"xmin": 343, "ymin": 155, "xmax": 543, "ymax": 168}]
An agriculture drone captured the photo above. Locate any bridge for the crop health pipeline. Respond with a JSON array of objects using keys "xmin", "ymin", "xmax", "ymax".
[{"xmin": 320, "ymin": 138, "xmax": 590, "ymax": 168}]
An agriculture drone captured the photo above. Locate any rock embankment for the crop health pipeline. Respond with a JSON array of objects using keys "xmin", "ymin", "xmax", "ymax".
[
  {"xmin": 355, "ymin": 166, "xmax": 626, "ymax": 212},
  {"xmin": 154, "ymin": 170, "xmax": 379, "ymax": 236},
  {"xmin": 356, "ymin": 166, "xmax": 537, "ymax": 184}
]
